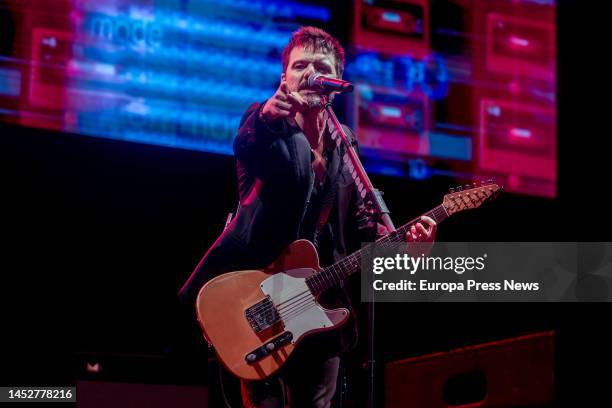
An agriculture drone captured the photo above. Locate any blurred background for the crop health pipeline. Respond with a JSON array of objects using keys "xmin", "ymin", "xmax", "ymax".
[{"xmin": 0, "ymin": 0, "xmax": 607, "ymax": 406}]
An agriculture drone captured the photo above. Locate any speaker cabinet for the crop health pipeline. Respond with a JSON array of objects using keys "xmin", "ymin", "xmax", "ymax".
[{"xmin": 385, "ymin": 331, "xmax": 554, "ymax": 407}]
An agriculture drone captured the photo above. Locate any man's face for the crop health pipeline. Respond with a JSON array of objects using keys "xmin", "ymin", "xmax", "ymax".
[{"xmin": 282, "ymin": 46, "xmax": 338, "ymax": 107}]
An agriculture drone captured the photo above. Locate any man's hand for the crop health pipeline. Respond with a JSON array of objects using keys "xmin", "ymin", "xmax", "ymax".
[
  {"xmin": 261, "ymin": 81, "xmax": 308, "ymax": 124},
  {"xmin": 407, "ymin": 216, "xmax": 436, "ymax": 242},
  {"xmin": 406, "ymin": 216, "xmax": 437, "ymax": 257}
]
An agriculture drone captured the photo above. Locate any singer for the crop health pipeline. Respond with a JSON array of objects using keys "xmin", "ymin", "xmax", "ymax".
[{"xmin": 178, "ymin": 26, "xmax": 436, "ymax": 408}]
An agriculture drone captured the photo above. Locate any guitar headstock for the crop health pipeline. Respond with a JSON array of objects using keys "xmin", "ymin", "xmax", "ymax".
[{"xmin": 442, "ymin": 180, "xmax": 502, "ymax": 216}]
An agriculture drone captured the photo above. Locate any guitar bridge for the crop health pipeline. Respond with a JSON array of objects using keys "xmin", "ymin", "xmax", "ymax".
[{"xmin": 245, "ymin": 296, "xmax": 281, "ymax": 334}]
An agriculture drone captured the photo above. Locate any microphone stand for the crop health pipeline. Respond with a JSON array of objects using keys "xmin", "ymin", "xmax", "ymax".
[{"xmin": 321, "ymin": 94, "xmax": 395, "ymax": 408}]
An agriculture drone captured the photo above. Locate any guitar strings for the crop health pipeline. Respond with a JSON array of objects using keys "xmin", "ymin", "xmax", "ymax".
[
  {"xmin": 273, "ymin": 234, "xmax": 407, "ymax": 322},
  {"xmin": 250, "ymin": 225, "xmax": 432, "ymax": 323},
  {"xmin": 251, "ymin": 234, "xmax": 412, "ymax": 323},
  {"xmin": 250, "ymin": 225, "xmax": 425, "ymax": 323},
  {"xmin": 267, "ymin": 194, "xmax": 494, "ymax": 325},
  {"xmin": 248, "ymin": 205, "xmax": 451, "ymax": 324}
]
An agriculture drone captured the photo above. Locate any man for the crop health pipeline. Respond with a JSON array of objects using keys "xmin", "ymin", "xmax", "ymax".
[{"xmin": 179, "ymin": 26, "xmax": 436, "ymax": 407}]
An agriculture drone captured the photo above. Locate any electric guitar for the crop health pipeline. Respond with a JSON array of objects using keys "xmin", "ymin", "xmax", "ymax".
[{"xmin": 196, "ymin": 182, "xmax": 501, "ymax": 380}]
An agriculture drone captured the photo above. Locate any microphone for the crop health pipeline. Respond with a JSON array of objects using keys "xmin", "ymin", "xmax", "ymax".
[{"xmin": 308, "ymin": 73, "xmax": 354, "ymax": 93}]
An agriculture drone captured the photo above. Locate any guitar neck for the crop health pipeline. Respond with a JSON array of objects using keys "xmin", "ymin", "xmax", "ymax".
[{"xmin": 305, "ymin": 204, "xmax": 449, "ymax": 296}]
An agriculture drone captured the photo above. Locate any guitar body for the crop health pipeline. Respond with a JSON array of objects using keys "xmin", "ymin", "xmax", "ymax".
[{"xmin": 196, "ymin": 240, "xmax": 350, "ymax": 381}]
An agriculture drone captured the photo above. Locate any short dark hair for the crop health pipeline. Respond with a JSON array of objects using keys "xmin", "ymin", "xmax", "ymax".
[{"xmin": 281, "ymin": 26, "xmax": 345, "ymax": 78}]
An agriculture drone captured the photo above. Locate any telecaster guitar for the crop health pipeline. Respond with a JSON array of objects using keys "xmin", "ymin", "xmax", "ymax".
[{"xmin": 196, "ymin": 182, "xmax": 501, "ymax": 380}]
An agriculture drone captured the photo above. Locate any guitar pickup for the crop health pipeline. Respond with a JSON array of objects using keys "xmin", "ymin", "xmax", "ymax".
[{"xmin": 244, "ymin": 331, "xmax": 293, "ymax": 364}]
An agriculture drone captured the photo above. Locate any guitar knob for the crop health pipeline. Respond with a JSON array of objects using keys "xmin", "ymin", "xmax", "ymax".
[
  {"xmin": 246, "ymin": 353, "xmax": 257, "ymax": 362},
  {"xmin": 266, "ymin": 343, "xmax": 275, "ymax": 351},
  {"xmin": 449, "ymin": 188, "xmax": 455, "ymax": 193},
  {"xmin": 464, "ymin": 184, "xmax": 471, "ymax": 190}
]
